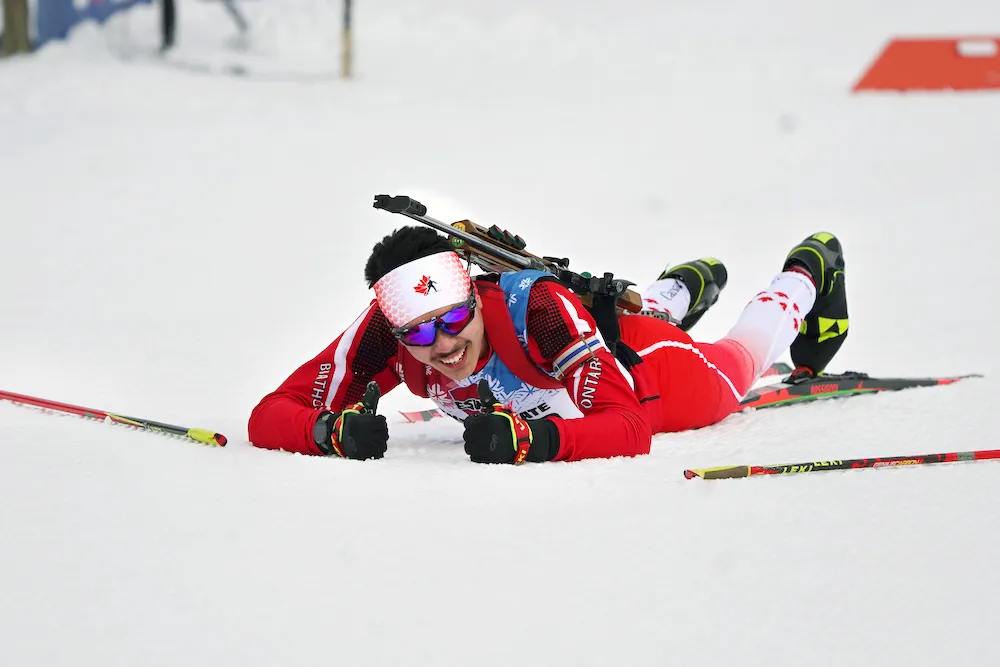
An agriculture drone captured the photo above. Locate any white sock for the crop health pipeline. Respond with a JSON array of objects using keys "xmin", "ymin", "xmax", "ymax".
[
  {"xmin": 723, "ymin": 271, "xmax": 817, "ymax": 380},
  {"xmin": 640, "ymin": 278, "xmax": 691, "ymax": 322}
]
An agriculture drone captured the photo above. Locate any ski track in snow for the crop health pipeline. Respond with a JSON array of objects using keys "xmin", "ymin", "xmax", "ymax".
[{"xmin": 2, "ymin": 1, "xmax": 1000, "ymax": 665}]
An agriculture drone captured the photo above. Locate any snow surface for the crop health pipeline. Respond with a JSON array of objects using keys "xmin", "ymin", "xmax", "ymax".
[{"xmin": 2, "ymin": 1, "xmax": 1000, "ymax": 665}]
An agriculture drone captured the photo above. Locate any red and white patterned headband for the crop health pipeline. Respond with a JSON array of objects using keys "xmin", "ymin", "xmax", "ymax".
[{"xmin": 373, "ymin": 251, "xmax": 472, "ymax": 328}]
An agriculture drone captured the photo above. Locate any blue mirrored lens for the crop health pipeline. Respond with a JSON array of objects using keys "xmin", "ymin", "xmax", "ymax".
[
  {"xmin": 400, "ymin": 322, "xmax": 438, "ymax": 346},
  {"xmin": 399, "ymin": 302, "xmax": 474, "ymax": 346},
  {"xmin": 438, "ymin": 303, "xmax": 473, "ymax": 328}
]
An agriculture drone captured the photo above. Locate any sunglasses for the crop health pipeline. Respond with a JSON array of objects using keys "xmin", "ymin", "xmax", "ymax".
[{"xmin": 391, "ymin": 294, "xmax": 477, "ymax": 346}]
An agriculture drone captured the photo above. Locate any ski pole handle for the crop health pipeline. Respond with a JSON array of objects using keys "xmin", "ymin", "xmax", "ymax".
[
  {"xmin": 361, "ymin": 381, "xmax": 381, "ymax": 413},
  {"xmin": 477, "ymin": 379, "xmax": 498, "ymax": 414}
]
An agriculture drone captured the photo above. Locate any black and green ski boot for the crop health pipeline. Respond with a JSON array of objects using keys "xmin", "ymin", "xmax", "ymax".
[
  {"xmin": 783, "ymin": 232, "xmax": 848, "ymax": 377},
  {"xmin": 644, "ymin": 258, "xmax": 728, "ymax": 331}
]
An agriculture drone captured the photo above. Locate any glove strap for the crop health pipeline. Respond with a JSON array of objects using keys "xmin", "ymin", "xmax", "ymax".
[
  {"xmin": 489, "ymin": 401, "xmax": 533, "ymax": 465},
  {"xmin": 330, "ymin": 401, "xmax": 364, "ymax": 458}
]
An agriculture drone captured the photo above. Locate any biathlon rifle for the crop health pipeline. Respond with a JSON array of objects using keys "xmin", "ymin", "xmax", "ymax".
[{"xmin": 372, "ymin": 194, "xmax": 643, "ymax": 313}]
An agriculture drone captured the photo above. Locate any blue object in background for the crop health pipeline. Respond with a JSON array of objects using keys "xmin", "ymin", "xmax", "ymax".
[{"xmin": 36, "ymin": 0, "xmax": 153, "ymax": 47}]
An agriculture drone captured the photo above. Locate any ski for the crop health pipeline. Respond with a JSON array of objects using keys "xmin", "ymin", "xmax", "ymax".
[
  {"xmin": 738, "ymin": 370, "xmax": 983, "ymax": 411},
  {"xmin": 757, "ymin": 361, "xmax": 793, "ymax": 379},
  {"xmin": 399, "ymin": 362, "xmax": 794, "ymax": 423},
  {"xmin": 400, "ymin": 408, "xmax": 446, "ymax": 424}
]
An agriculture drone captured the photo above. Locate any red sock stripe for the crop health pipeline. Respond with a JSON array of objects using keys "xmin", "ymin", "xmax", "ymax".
[{"xmin": 786, "ymin": 265, "xmax": 816, "ymax": 287}]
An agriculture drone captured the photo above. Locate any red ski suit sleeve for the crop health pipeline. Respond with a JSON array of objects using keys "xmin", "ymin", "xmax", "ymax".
[
  {"xmin": 248, "ymin": 302, "xmax": 402, "ymax": 455},
  {"xmin": 523, "ymin": 280, "xmax": 652, "ymax": 462}
]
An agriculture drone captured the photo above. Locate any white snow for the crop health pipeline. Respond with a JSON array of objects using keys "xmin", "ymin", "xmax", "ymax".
[{"xmin": 2, "ymin": 1, "xmax": 1000, "ymax": 665}]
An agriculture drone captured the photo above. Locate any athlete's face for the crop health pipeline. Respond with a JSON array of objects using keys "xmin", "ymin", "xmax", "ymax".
[{"xmin": 400, "ymin": 293, "xmax": 486, "ymax": 381}]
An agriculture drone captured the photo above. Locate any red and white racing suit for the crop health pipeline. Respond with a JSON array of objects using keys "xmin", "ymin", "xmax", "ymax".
[{"xmin": 249, "ymin": 270, "xmax": 814, "ymax": 462}]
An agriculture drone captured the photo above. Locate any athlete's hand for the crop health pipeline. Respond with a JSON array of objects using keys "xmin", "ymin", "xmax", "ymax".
[
  {"xmin": 324, "ymin": 382, "xmax": 389, "ymax": 460},
  {"xmin": 463, "ymin": 380, "xmax": 559, "ymax": 464}
]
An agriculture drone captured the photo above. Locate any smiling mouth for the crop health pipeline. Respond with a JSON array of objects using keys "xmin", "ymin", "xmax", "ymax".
[{"xmin": 437, "ymin": 345, "xmax": 467, "ymax": 367}]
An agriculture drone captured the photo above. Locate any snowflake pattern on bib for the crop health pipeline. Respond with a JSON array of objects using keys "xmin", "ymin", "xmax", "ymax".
[{"xmin": 428, "ymin": 271, "xmax": 584, "ymax": 422}]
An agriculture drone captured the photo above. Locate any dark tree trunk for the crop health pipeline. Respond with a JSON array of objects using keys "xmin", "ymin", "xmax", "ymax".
[
  {"xmin": 161, "ymin": 0, "xmax": 176, "ymax": 51},
  {"xmin": 2, "ymin": 0, "xmax": 32, "ymax": 56}
]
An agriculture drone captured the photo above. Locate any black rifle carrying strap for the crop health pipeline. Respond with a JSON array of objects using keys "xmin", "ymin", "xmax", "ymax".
[{"xmin": 586, "ymin": 293, "xmax": 644, "ymax": 372}]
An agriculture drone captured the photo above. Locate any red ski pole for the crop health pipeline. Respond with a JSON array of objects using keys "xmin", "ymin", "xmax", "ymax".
[
  {"xmin": 684, "ymin": 448, "xmax": 1000, "ymax": 480},
  {"xmin": 0, "ymin": 389, "xmax": 227, "ymax": 447}
]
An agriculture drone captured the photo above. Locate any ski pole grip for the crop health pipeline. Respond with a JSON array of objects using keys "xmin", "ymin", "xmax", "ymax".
[
  {"xmin": 477, "ymin": 379, "xmax": 497, "ymax": 414},
  {"xmin": 186, "ymin": 428, "xmax": 228, "ymax": 447},
  {"xmin": 361, "ymin": 380, "xmax": 381, "ymax": 413},
  {"xmin": 373, "ymin": 194, "xmax": 427, "ymax": 216}
]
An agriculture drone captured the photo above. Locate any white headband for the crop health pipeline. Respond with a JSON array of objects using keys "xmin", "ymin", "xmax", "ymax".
[{"xmin": 374, "ymin": 251, "xmax": 473, "ymax": 328}]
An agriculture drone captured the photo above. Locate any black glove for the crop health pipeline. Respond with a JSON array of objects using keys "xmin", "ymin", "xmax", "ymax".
[
  {"xmin": 315, "ymin": 381, "xmax": 388, "ymax": 460},
  {"xmin": 463, "ymin": 379, "xmax": 560, "ymax": 464}
]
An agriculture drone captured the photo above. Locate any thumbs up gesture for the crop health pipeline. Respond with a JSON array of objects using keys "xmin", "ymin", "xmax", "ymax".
[
  {"xmin": 329, "ymin": 381, "xmax": 389, "ymax": 460},
  {"xmin": 461, "ymin": 379, "xmax": 538, "ymax": 465}
]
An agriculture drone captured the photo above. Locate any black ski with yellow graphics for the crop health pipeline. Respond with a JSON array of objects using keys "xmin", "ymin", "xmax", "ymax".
[{"xmin": 737, "ymin": 370, "xmax": 982, "ymax": 411}]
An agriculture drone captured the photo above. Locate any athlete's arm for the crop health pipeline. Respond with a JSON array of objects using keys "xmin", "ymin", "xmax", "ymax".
[{"xmin": 248, "ymin": 302, "xmax": 402, "ymax": 455}]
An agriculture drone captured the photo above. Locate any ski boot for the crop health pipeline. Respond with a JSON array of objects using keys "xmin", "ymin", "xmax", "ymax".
[
  {"xmin": 783, "ymin": 232, "xmax": 848, "ymax": 378},
  {"xmin": 640, "ymin": 258, "xmax": 728, "ymax": 331}
]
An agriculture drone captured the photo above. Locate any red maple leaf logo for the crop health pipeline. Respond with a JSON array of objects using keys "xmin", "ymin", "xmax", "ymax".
[{"xmin": 413, "ymin": 275, "xmax": 438, "ymax": 295}]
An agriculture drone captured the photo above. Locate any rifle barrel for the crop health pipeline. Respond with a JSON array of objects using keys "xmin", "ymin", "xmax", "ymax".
[{"xmin": 400, "ymin": 209, "xmax": 544, "ymax": 271}]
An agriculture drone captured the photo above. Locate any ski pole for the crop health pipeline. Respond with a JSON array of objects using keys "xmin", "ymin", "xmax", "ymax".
[
  {"xmin": 0, "ymin": 389, "xmax": 227, "ymax": 447},
  {"xmin": 684, "ymin": 448, "xmax": 1000, "ymax": 480}
]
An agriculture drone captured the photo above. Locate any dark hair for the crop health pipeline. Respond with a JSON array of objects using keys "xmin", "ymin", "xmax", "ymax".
[{"xmin": 364, "ymin": 226, "xmax": 456, "ymax": 288}]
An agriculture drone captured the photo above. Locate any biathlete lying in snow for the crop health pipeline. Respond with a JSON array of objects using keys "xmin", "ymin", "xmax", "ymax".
[{"xmin": 248, "ymin": 227, "xmax": 848, "ymax": 464}]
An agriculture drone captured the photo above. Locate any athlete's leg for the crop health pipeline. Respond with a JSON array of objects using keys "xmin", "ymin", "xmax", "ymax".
[
  {"xmin": 716, "ymin": 270, "xmax": 817, "ymax": 383},
  {"xmin": 619, "ymin": 315, "xmax": 756, "ymax": 433},
  {"xmin": 713, "ymin": 231, "xmax": 848, "ymax": 386},
  {"xmin": 783, "ymin": 233, "xmax": 849, "ymax": 376},
  {"xmin": 620, "ymin": 234, "xmax": 843, "ymax": 433}
]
